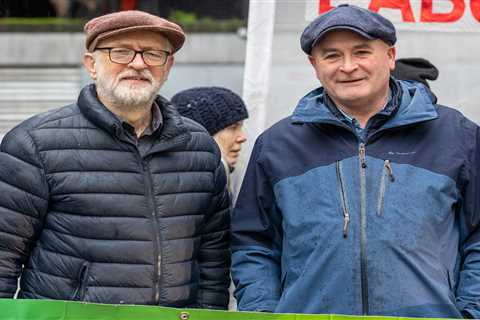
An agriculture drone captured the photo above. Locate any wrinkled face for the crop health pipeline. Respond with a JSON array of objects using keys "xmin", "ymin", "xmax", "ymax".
[
  {"xmin": 83, "ymin": 30, "xmax": 174, "ymax": 109},
  {"xmin": 308, "ymin": 30, "xmax": 395, "ymax": 110},
  {"xmin": 213, "ymin": 121, "xmax": 247, "ymax": 168}
]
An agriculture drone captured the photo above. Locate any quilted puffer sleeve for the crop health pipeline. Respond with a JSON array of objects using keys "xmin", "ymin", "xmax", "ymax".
[
  {"xmin": 196, "ymin": 155, "xmax": 231, "ymax": 309},
  {"xmin": 0, "ymin": 127, "xmax": 49, "ymax": 297}
]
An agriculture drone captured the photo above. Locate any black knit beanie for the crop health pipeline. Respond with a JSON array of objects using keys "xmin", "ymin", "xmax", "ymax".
[
  {"xmin": 171, "ymin": 87, "xmax": 249, "ymax": 135},
  {"xmin": 392, "ymin": 58, "xmax": 439, "ymax": 88}
]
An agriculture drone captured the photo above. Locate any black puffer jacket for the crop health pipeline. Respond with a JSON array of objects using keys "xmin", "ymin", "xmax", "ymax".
[{"xmin": 0, "ymin": 84, "xmax": 230, "ymax": 309}]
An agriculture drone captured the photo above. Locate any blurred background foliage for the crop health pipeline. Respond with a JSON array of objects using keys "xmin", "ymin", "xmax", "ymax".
[{"xmin": 0, "ymin": 0, "xmax": 248, "ymax": 32}]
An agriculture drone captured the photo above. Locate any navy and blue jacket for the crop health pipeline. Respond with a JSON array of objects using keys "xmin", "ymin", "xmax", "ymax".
[{"xmin": 231, "ymin": 80, "xmax": 480, "ymax": 318}]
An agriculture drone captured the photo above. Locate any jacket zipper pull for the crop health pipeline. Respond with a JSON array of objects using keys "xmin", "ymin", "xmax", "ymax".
[
  {"xmin": 343, "ymin": 215, "xmax": 350, "ymax": 238},
  {"xmin": 385, "ymin": 160, "xmax": 395, "ymax": 182},
  {"xmin": 359, "ymin": 143, "xmax": 367, "ymax": 168}
]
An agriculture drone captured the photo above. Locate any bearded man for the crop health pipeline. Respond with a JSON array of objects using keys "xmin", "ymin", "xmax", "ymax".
[{"xmin": 0, "ymin": 10, "xmax": 230, "ymax": 309}]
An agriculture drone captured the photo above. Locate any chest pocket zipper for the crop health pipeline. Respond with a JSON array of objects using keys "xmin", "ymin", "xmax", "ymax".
[
  {"xmin": 336, "ymin": 161, "xmax": 350, "ymax": 238},
  {"xmin": 377, "ymin": 160, "xmax": 395, "ymax": 217}
]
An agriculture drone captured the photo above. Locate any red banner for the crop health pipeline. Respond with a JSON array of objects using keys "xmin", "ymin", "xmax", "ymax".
[{"xmin": 307, "ymin": 0, "xmax": 480, "ymax": 31}]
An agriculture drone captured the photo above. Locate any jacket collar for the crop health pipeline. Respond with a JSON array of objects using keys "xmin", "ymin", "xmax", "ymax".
[
  {"xmin": 291, "ymin": 79, "xmax": 438, "ymax": 130},
  {"xmin": 77, "ymin": 84, "xmax": 190, "ymax": 151}
]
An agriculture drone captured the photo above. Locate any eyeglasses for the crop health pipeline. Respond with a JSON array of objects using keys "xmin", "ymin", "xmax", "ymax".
[{"xmin": 95, "ymin": 47, "xmax": 171, "ymax": 66}]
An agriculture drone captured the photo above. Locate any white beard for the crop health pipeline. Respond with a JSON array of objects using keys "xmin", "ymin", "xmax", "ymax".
[
  {"xmin": 112, "ymin": 79, "xmax": 160, "ymax": 108},
  {"xmin": 95, "ymin": 64, "xmax": 163, "ymax": 111}
]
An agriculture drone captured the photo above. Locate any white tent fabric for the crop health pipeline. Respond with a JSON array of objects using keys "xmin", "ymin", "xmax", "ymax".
[{"xmin": 233, "ymin": 0, "xmax": 277, "ymax": 196}]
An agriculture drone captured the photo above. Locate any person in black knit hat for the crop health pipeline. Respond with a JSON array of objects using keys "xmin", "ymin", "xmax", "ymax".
[
  {"xmin": 172, "ymin": 86, "xmax": 249, "ymax": 183},
  {"xmin": 172, "ymin": 86, "xmax": 249, "ymax": 311}
]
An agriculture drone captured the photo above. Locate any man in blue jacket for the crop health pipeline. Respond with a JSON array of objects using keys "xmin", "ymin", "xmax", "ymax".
[{"xmin": 231, "ymin": 4, "xmax": 480, "ymax": 318}]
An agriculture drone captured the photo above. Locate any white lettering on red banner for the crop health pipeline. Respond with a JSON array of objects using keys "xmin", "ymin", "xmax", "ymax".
[{"xmin": 305, "ymin": 0, "xmax": 480, "ymax": 32}]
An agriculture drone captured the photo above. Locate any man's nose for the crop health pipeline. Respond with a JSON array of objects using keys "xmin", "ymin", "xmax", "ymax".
[
  {"xmin": 128, "ymin": 52, "xmax": 148, "ymax": 69},
  {"xmin": 339, "ymin": 56, "xmax": 358, "ymax": 73}
]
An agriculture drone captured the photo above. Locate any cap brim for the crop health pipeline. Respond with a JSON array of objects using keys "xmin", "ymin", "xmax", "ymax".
[
  {"xmin": 88, "ymin": 25, "xmax": 185, "ymax": 53},
  {"xmin": 311, "ymin": 26, "xmax": 375, "ymax": 51}
]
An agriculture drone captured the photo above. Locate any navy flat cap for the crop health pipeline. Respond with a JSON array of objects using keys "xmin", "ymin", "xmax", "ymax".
[{"xmin": 300, "ymin": 4, "xmax": 396, "ymax": 55}]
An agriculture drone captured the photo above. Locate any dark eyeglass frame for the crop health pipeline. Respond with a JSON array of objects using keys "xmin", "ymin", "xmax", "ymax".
[{"xmin": 95, "ymin": 47, "xmax": 171, "ymax": 66}]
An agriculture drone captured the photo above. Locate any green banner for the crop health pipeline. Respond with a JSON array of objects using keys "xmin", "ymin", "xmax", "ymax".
[{"xmin": 0, "ymin": 299, "xmax": 454, "ymax": 320}]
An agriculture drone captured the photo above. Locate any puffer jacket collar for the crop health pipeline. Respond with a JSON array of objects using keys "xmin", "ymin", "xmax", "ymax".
[
  {"xmin": 77, "ymin": 84, "xmax": 191, "ymax": 153},
  {"xmin": 291, "ymin": 79, "xmax": 438, "ymax": 131}
]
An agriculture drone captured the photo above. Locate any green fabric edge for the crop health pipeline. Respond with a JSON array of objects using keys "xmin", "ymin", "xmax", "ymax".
[{"xmin": 0, "ymin": 299, "xmax": 455, "ymax": 320}]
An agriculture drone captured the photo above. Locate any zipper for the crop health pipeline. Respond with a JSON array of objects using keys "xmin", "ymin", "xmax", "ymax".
[
  {"xmin": 376, "ymin": 160, "xmax": 395, "ymax": 217},
  {"xmin": 358, "ymin": 143, "xmax": 369, "ymax": 315},
  {"xmin": 141, "ymin": 159, "xmax": 162, "ymax": 304},
  {"xmin": 335, "ymin": 161, "xmax": 350, "ymax": 238},
  {"xmin": 73, "ymin": 262, "xmax": 90, "ymax": 301},
  {"xmin": 446, "ymin": 269, "xmax": 457, "ymax": 304},
  {"xmin": 313, "ymin": 121, "xmax": 371, "ymax": 313}
]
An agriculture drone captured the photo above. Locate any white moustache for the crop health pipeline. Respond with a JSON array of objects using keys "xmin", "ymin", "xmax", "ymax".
[{"xmin": 118, "ymin": 70, "xmax": 153, "ymax": 83}]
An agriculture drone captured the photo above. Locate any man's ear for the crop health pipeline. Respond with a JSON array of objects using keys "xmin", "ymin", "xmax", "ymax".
[
  {"xmin": 162, "ymin": 55, "xmax": 175, "ymax": 81},
  {"xmin": 387, "ymin": 46, "xmax": 396, "ymax": 71},
  {"xmin": 83, "ymin": 52, "xmax": 97, "ymax": 80},
  {"xmin": 308, "ymin": 53, "xmax": 323, "ymax": 81},
  {"xmin": 308, "ymin": 55, "xmax": 317, "ymax": 68}
]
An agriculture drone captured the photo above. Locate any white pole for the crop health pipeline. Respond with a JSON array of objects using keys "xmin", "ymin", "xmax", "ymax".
[
  {"xmin": 232, "ymin": 0, "xmax": 277, "ymax": 196},
  {"xmin": 242, "ymin": 0, "xmax": 276, "ymax": 139}
]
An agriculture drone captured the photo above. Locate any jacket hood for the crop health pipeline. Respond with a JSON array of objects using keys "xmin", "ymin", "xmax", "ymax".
[
  {"xmin": 392, "ymin": 57, "xmax": 439, "ymax": 88},
  {"xmin": 291, "ymin": 79, "xmax": 438, "ymax": 130}
]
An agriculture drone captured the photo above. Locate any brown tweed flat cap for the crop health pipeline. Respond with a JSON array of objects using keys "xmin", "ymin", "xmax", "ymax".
[{"xmin": 84, "ymin": 10, "xmax": 185, "ymax": 53}]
